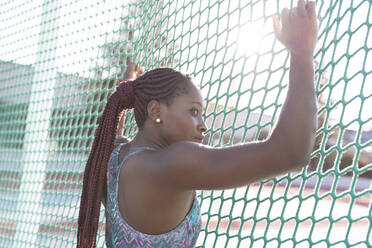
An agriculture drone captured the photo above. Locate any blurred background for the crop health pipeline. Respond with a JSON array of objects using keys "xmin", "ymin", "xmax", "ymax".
[{"xmin": 0, "ymin": 0, "xmax": 371, "ymax": 247}]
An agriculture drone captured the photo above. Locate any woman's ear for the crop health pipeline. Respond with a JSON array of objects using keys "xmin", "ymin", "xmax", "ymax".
[{"xmin": 147, "ymin": 99, "xmax": 162, "ymax": 122}]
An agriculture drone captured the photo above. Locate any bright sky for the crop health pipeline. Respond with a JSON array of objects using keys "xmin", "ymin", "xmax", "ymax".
[{"xmin": 0, "ymin": 0, "xmax": 371, "ymax": 130}]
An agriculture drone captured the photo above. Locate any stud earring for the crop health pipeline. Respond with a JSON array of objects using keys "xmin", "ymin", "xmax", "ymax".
[{"xmin": 155, "ymin": 118, "xmax": 161, "ymax": 123}]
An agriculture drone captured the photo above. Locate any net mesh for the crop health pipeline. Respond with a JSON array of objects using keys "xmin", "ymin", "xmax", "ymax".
[{"xmin": 0, "ymin": 0, "xmax": 371, "ymax": 247}]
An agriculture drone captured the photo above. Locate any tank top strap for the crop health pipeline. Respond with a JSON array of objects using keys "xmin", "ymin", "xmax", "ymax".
[{"xmin": 117, "ymin": 144, "xmax": 157, "ymax": 170}]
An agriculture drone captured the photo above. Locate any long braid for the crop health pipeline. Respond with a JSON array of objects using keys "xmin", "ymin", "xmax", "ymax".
[{"xmin": 76, "ymin": 68, "xmax": 192, "ymax": 247}]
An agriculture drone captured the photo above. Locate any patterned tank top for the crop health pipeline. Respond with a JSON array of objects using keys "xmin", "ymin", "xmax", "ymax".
[{"xmin": 105, "ymin": 144, "xmax": 202, "ymax": 248}]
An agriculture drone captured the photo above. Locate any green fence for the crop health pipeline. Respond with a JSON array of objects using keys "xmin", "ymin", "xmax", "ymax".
[{"xmin": 0, "ymin": 0, "xmax": 371, "ymax": 247}]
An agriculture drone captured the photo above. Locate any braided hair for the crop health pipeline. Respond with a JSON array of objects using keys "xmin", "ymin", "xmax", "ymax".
[{"xmin": 76, "ymin": 68, "xmax": 192, "ymax": 247}]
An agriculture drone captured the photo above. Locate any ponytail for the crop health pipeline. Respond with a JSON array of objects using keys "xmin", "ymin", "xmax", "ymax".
[{"xmin": 76, "ymin": 80, "xmax": 134, "ymax": 247}]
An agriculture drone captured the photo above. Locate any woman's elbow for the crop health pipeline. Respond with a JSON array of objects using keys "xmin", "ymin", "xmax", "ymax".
[
  {"xmin": 289, "ymin": 136, "xmax": 316, "ymax": 169},
  {"xmin": 295, "ymin": 153, "xmax": 311, "ymax": 168}
]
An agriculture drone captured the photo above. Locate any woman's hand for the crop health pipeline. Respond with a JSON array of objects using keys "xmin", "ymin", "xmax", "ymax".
[
  {"xmin": 123, "ymin": 62, "xmax": 144, "ymax": 81},
  {"xmin": 273, "ymin": 0, "xmax": 318, "ymax": 57}
]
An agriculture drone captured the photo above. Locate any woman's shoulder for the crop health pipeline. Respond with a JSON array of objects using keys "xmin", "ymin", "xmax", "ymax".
[{"xmin": 124, "ymin": 141, "xmax": 214, "ymax": 188}]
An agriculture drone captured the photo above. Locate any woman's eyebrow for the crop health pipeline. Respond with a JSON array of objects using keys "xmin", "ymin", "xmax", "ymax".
[{"xmin": 191, "ymin": 101, "xmax": 204, "ymax": 108}]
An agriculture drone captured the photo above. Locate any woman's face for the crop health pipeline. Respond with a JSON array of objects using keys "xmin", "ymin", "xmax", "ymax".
[{"xmin": 159, "ymin": 83, "xmax": 208, "ymax": 144}]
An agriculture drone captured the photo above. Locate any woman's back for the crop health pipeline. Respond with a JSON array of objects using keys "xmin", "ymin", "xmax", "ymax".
[{"xmin": 105, "ymin": 143, "xmax": 201, "ymax": 247}]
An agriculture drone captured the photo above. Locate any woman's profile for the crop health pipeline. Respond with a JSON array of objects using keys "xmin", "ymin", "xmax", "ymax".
[{"xmin": 77, "ymin": 0, "xmax": 318, "ymax": 247}]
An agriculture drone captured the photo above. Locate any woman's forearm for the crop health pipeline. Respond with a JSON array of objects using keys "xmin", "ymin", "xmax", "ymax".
[{"xmin": 269, "ymin": 53, "xmax": 318, "ymax": 166}]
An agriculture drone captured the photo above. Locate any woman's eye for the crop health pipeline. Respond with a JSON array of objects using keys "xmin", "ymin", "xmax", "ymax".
[{"xmin": 191, "ymin": 108, "xmax": 199, "ymax": 116}]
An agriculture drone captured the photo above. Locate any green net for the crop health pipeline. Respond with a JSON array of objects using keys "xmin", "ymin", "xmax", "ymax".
[{"xmin": 0, "ymin": 0, "xmax": 371, "ymax": 247}]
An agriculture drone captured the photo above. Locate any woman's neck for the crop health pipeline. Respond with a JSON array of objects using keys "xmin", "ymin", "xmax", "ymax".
[{"xmin": 131, "ymin": 128, "xmax": 168, "ymax": 150}]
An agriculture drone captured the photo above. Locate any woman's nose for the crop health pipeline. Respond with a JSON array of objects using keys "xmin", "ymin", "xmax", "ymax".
[{"xmin": 199, "ymin": 119, "xmax": 208, "ymax": 133}]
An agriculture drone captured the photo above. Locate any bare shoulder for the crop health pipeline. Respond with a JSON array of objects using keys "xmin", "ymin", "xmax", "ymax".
[{"xmin": 130, "ymin": 139, "xmax": 297, "ymax": 191}]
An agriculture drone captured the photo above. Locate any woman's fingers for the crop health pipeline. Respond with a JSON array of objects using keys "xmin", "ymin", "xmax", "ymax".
[
  {"xmin": 124, "ymin": 62, "xmax": 138, "ymax": 80},
  {"xmin": 127, "ymin": 62, "xmax": 136, "ymax": 72},
  {"xmin": 272, "ymin": 16, "xmax": 282, "ymax": 41},
  {"xmin": 281, "ymin": 8, "xmax": 291, "ymax": 30},
  {"xmin": 124, "ymin": 61, "xmax": 144, "ymax": 80},
  {"xmin": 136, "ymin": 66, "xmax": 144, "ymax": 77},
  {"xmin": 306, "ymin": 1, "xmax": 316, "ymax": 19},
  {"xmin": 273, "ymin": 7, "xmax": 290, "ymax": 44},
  {"xmin": 275, "ymin": 1, "xmax": 317, "ymax": 55},
  {"xmin": 297, "ymin": 0, "xmax": 306, "ymax": 16}
]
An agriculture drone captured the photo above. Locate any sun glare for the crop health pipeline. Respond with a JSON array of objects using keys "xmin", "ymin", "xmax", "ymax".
[{"xmin": 236, "ymin": 20, "xmax": 264, "ymax": 56}]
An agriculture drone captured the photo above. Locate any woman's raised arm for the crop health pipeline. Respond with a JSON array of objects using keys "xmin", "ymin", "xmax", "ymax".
[{"xmin": 135, "ymin": 0, "xmax": 318, "ymax": 191}]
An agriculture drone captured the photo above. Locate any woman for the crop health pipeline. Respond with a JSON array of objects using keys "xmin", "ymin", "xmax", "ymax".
[{"xmin": 77, "ymin": 0, "xmax": 318, "ymax": 247}]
